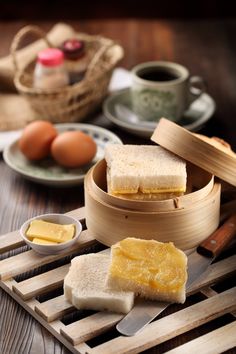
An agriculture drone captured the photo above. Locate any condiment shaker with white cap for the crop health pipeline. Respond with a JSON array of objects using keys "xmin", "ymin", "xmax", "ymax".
[{"xmin": 33, "ymin": 48, "xmax": 69, "ymax": 90}]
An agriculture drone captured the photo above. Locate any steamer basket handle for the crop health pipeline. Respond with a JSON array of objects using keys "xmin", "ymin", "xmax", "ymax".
[{"xmin": 10, "ymin": 25, "xmax": 52, "ymax": 73}]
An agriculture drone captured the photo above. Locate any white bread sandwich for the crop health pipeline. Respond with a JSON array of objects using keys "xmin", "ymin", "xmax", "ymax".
[
  {"xmin": 107, "ymin": 238, "xmax": 188, "ymax": 304},
  {"xmin": 64, "ymin": 253, "xmax": 134, "ymax": 314},
  {"xmin": 105, "ymin": 144, "xmax": 187, "ymax": 200}
]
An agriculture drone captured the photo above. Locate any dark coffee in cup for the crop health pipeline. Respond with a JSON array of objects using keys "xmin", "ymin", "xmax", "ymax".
[{"xmin": 138, "ymin": 67, "xmax": 180, "ymax": 82}]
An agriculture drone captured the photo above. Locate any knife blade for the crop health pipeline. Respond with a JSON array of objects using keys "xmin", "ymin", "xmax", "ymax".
[{"xmin": 116, "ymin": 214, "xmax": 236, "ymax": 336}]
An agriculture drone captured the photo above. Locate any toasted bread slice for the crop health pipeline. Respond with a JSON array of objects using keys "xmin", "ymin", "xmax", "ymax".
[{"xmin": 107, "ymin": 238, "xmax": 188, "ymax": 304}]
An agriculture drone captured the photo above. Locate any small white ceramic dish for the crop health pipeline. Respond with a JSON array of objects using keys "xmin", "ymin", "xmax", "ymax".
[{"xmin": 20, "ymin": 213, "xmax": 82, "ymax": 255}]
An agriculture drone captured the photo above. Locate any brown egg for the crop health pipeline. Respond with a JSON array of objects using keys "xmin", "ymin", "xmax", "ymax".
[
  {"xmin": 19, "ymin": 120, "xmax": 58, "ymax": 160},
  {"xmin": 51, "ymin": 131, "xmax": 97, "ymax": 168}
]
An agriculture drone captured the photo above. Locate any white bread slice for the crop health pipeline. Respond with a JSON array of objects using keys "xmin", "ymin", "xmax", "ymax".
[
  {"xmin": 105, "ymin": 145, "xmax": 187, "ymax": 199},
  {"xmin": 64, "ymin": 254, "xmax": 134, "ymax": 314},
  {"xmin": 107, "ymin": 238, "xmax": 188, "ymax": 304},
  {"xmin": 64, "ymin": 256, "xmax": 83, "ymax": 301}
]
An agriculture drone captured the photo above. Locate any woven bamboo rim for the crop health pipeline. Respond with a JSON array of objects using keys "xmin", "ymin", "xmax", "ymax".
[
  {"xmin": 89, "ymin": 158, "xmax": 215, "ymax": 212},
  {"xmin": 151, "ymin": 118, "xmax": 236, "ymax": 187},
  {"xmin": 11, "ymin": 25, "xmax": 52, "ymax": 73}
]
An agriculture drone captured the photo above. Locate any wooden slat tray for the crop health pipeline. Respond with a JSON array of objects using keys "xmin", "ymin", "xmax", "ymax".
[{"xmin": 0, "ymin": 206, "xmax": 236, "ymax": 354}]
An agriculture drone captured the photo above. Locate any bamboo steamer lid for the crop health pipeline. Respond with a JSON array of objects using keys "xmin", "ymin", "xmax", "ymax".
[{"xmin": 151, "ymin": 118, "xmax": 236, "ymax": 187}]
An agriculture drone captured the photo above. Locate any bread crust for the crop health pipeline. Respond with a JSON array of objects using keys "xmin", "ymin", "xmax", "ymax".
[{"xmin": 64, "ymin": 253, "xmax": 135, "ymax": 314}]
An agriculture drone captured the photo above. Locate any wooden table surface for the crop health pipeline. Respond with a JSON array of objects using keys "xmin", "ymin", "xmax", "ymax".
[{"xmin": 0, "ymin": 19, "xmax": 235, "ymax": 354}]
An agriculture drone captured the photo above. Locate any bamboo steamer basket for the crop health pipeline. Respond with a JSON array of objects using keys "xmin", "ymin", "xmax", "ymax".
[
  {"xmin": 84, "ymin": 117, "xmax": 235, "ymax": 250},
  {"xmin": 84, "ymin": 159, "xmax": 221, "ymax": 250}
]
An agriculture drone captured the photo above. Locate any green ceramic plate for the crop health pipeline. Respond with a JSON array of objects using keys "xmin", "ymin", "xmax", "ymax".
[
  {"xmin": 103, "ymin": 88, "xmax": 216, "ymax": 138},
  {"xmin": 3, "ymin": 123, "xmax": 122, "ymax": 187}
]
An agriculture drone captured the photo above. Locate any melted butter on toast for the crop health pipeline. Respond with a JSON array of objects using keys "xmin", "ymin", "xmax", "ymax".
[{"xmin": 109, "ymin": 238, "xmax": 187, "ymax": 292}]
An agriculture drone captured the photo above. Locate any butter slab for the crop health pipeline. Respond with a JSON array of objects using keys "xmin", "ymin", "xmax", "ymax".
[
  {"xmin": 32, "ymin": 238, "xmax": 58, "ymax": 245},
  {"xmin": 26, "ymin": 219, "xmax": 75, "ymax": 243}
]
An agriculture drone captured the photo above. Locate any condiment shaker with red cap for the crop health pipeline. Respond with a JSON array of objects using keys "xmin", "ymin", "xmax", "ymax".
[
  {"xmin": 61, "ymin": 39, "xmax": 88, "ymax": 84},
  {"xmin": 33, "ymin": 48, "xmax": 69, "ymax": 90}
]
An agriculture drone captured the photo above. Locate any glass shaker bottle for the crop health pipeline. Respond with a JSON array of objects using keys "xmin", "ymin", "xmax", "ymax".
[
  {"xmin": 61, "ymin": 39, "xmax": 88, "ymax": 84},
  {"xmin": 33, "ymin": 48, "xmax": 69, "ymax": 90}
]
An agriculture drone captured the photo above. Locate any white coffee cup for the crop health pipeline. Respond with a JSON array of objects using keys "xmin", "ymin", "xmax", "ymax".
[{"xmin": 131, "ymin": 61, "xmax": 205, "ymax": 122}]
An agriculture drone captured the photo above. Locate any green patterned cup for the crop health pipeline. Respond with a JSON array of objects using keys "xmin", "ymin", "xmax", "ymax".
[{"xmin": 131, "ymin": 61, "xmax": 205, "ymax": 122}]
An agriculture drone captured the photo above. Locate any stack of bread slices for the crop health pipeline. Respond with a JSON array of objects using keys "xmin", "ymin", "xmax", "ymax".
[
  {"xmin": 64, "ymin": 238, "xmax": 188, "ymax": 314},
  {"xmin": 105, "ymin": 144, "xmax": 187, "ymax": 201}
]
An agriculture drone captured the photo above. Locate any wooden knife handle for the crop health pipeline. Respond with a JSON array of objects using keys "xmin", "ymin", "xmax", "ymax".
[{"xmin": 197, "ymin": 214, "xmax": 236, "ymax": 258}]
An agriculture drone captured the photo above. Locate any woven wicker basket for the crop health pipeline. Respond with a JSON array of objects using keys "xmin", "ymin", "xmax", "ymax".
[{"xmin": 11, "ymin": 25, "xmax": 124, "ymax": 123}]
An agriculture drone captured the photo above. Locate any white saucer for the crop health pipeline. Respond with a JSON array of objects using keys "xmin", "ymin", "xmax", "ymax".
[
  {"xmin": 103, "ymin": 88, "xmax": 216, "ymax": 138},
  {"xmin": 3, "ymin": 123, "xmax": 122, "ymax": 187}
]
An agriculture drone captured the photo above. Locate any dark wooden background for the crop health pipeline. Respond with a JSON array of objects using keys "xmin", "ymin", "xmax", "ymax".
[
  {"xmin": 1, "ymin": 0, "xmax": 236, "ymax": 20},
  {"xmin": 0, "ymin": 17, "xmax": 236, "ymax": 354}
]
